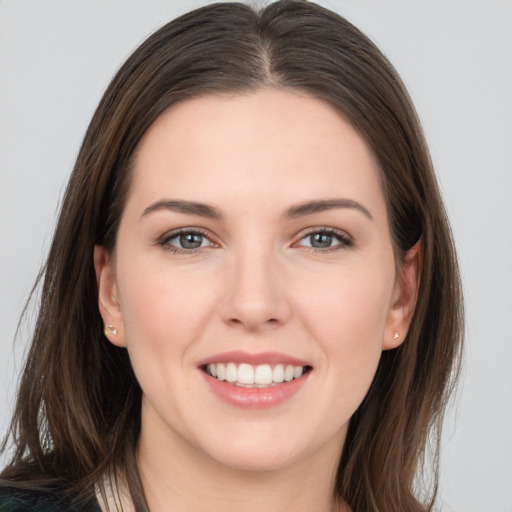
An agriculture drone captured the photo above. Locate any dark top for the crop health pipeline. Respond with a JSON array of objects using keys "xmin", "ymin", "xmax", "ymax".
[{"xmin": 0, "ymin": 485, "xmax": 101, "ymax": 512}]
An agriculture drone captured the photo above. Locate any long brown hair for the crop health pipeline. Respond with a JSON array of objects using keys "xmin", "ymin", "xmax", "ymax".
[{"xmin": 1, "ymin": 2, "xmax": 463, "ymax": 511}]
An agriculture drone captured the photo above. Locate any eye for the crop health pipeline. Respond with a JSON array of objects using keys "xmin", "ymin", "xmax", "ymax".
[
  {"xmin": 295, "ymin": 229, "xmax": 352, "ymax": 251},
  {"xmin": 158, "ymin": 229, "xmax": 216, "ymax": 253}
]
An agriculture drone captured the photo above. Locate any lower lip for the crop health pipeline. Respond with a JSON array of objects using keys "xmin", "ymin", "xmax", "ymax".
[{"xmin": 201, "ymin": 371, "xmax": 311, "ymax": 409}]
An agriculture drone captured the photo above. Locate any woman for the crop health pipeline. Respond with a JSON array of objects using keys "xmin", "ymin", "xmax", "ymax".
[{"xmin": 0, "ymin": 1, "xmax": 463, "ymax": 511}]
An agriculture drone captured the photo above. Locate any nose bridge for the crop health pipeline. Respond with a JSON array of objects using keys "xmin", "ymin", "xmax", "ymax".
[{"xmin": 220, "ymin": 237, "xmax": 290, "ymax": 330}]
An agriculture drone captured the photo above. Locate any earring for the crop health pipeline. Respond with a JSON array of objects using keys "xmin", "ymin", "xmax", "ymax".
[
  {"xmin": 393, "ymin": 331, "xmax": 399, "ymax": 340},
  {"xmin": 104, "ymin": 325, "xmax": 118, "ymax": 337}
]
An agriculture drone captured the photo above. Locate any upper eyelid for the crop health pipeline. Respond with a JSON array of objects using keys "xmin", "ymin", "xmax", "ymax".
[
  {"xmin": 157, "ymin": 226, "xmax": 352, "ymax": 246},
  {"xmin": 159, "ymin": 227, "xmax": 218, "ymax": 244},
  {"xmin": 292, "ymin": 227, "xmax": 354, "ymax": 249},
  {"xmin": 295, "ymin": 226, "xmax": 352, "ymax": 240},
  {"xmin": 162, "ymin": 226, "xmax": 212, "ymax": 237}
]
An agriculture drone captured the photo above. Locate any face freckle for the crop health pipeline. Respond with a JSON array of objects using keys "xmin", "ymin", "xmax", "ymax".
[{"xmin": 98, "ymin": 88, "xmax": 406, "ymax": 474}]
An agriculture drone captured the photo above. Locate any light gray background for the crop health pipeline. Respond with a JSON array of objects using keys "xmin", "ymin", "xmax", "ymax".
[{"xmin": 1, "ymin": 1, "xmax": 511, "ymax": 511}]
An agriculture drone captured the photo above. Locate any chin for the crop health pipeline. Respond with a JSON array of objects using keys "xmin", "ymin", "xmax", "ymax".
[
  {"xmin": 210, "ymin": 445, "xmax": 302, "ymax": 473},
  {"xmin": 194, "ymin": 424, "xmax": 323, "ymax": 473}
]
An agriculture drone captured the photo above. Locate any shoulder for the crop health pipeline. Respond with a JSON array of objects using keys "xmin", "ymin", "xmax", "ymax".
[{"xmin": 0, "ymin": 484, "xmax": 101, "ymax": 512}]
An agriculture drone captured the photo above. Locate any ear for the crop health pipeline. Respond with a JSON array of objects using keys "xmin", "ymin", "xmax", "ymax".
[
  {"xmin": 383, "ymin": 240, "xmax": 422, "ymax": 350},
  {"xmin": 94, "ymin": 245, "xmax": 126, "ymax": 347}
]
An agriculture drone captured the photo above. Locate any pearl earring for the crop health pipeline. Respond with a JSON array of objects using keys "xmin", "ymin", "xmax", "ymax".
[
  {"xmin": 393, "ymin": 331, "xmax": 399, "ymax": 340},
  {"xmin": 104, "ymin": 325, "xmax": 118, "ymax": 337}
]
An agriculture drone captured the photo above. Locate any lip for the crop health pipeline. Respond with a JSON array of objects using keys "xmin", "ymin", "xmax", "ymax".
[
  {"xmin": 197, "ymin": 350, "xmax": 311, "ymax": 367},
  {"xmin": 200, "ymin": 370, "xmax": 311, "ymax": 409},
  {"xmin": 197, "ymin": 351, "xmax": 312, "ymax": 409}
]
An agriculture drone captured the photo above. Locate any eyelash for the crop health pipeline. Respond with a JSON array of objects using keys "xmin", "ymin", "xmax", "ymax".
[
  {"xmin": 294, "ymin": 227, "xmax": 353, "ymax": 252},
  {"xmin": 157, "ymin": 228, "xmax": 217, "ymax": 254},
  {"xmin": 157, "ymin": 227, "xmax": 353, "ymax": 254}
]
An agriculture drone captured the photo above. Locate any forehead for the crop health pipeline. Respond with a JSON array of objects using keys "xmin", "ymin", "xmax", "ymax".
[{"xmin": 128, "ymin": 88, "xmax": 386, "ymax": 220}]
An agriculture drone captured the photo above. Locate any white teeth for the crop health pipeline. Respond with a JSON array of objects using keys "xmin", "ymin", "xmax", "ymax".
[
  {"xmin": 226, "ymin": 362, "xmax": 237, "ymax": 383},
  {"xmin": 273, "ymin": 364, "xmax": 284, "ymax": 383},
  {"xmin": 238, "ymin": 363, "xmax": 254, "ymax": 384},
  {"xmin": 254, "ymin": 364, "xmax": 273, "ymax": 385},
  {"xmin": 216, "ymin": 363, "xmax": 226, "ymax": 381},
  {"xmin": 284, "ymin": 365, "xmax": 295, "ymax": 382},
  {"xmin": 206, "ymin": 362, "xmax": 307, "ymax": 387}
]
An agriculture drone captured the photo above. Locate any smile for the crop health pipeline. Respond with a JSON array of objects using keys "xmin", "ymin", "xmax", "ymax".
[
  {"xmin": 199, "ymin": 351, "xmax": 313, "ymax": 408},
  {"xmin": 205, "ymin": 362, "xmax": 310, "ymax": 388}
]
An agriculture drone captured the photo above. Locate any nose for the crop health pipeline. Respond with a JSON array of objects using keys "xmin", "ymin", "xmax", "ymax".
[{"xmin": 219, "ymin": 245, "xmax": 291, "ymax": 332}]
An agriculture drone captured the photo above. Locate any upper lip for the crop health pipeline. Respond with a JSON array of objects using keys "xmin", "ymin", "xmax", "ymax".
[{"xmin": 197, "ymin": 350, "xmax": 311, "ymax": 368}]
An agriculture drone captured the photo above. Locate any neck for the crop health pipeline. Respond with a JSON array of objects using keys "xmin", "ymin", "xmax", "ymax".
[{"xmin": 135, "ymin": 411, "xmax": 350, "ymax": 512}]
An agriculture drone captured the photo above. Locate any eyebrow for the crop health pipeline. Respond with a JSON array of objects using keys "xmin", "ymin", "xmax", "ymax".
[
  {"xmin": 140, "ymin": 200, "xmax": 223, "ymax": 220},
  {"xmin": 140, "ymin": 198, "xmax": 372, "ymax": 222},
  {"xmin": 284, "ymin": 199, "xmax": 373, "ymax": 220}
]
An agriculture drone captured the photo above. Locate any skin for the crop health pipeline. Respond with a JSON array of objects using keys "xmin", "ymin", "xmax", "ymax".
[{"xmin": 95, "ymin": 88, "xmax": 420, "ymax": 512}]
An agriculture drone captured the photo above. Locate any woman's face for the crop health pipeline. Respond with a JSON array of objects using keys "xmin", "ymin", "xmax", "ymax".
[{"xmin": 96, "ymin": 89, "xmax": 415, "ymax": 472}]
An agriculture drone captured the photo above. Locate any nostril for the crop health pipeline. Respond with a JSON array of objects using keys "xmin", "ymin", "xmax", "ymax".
[{"xmin": 227, "ymin": 317, "xmax": 280, "ymax": 328}]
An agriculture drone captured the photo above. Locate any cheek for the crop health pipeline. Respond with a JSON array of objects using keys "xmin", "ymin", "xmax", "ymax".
[
  {"xmin": 116, "ymin": 259, "xmax": 218, "ymax": 364},
  {"xmin": 301, "ymin": 262, "xmax": 392, "ymax": 339},
  {"xmin": 114, "ymin": 258, "xmax": 224, "ymax": 424},
  {"xmin": 296, "ymin": 262, "xmax": 393, "ymax": 396}
]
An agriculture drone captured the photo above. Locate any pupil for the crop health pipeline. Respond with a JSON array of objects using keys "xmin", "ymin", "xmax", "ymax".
[
  {"xmin": 311, "ymin": 233, "xmax": 332, "ymax": 248},
  {"xmin": 180, "ymin": 233, "xmax": 202, "ymax": 249}
]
